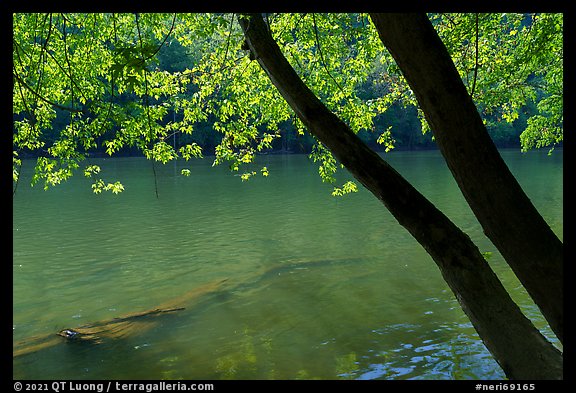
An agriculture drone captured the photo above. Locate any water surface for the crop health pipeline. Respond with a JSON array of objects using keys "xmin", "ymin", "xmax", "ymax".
[{"xmin": 13, "ymin": 149, "xmax": 563, "ymax": 379}]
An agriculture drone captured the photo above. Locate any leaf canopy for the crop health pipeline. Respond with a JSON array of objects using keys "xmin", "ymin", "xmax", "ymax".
[{"xmin": 12, "ymin": 13, "xmax": 563, "ymax": 194}]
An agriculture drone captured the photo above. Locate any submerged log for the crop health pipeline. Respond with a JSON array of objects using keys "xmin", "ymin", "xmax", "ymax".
[
  {"xmin": 55, "ymin": 307, "xmax": 185, "ymax": 344},
  {"xmin": 14, "ymin": 256, "xmax": 363, "ymax": 358},
  {"xmin": 13, "ymin": 278, "xmax": 229, "ymax": 357}
]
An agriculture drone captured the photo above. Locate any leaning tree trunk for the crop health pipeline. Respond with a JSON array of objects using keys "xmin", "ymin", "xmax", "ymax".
[
  {"xmin": 239, "ymin": 13, "xmax": 562, "ymax": 380},
  {"xmin": 370, "ymin": 13, "xmax": 563, "ymax": 344}
]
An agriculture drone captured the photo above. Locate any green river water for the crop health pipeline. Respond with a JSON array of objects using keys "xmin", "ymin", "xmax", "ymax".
[{"xmin": 13, "ymin": 149, "xmax": 563, "ymax": 380}]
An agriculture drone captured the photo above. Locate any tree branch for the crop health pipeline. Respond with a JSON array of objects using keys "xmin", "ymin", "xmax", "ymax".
[
  {"xmin": 12, "ymin": 66, "xmax": 85, "ymax": 113},
  {"xmin": 221, "ymin": 13, "xmax": 235, "ymax": 69},
  {"xmin": 240, "ymin": 12, "xmax": 562, "ymax": 380},
  {"xmin": 311, "ymin": 13, "xmax": 344, "ymax": 94},
  {"xmin": 370, "ymin": 12, "xmax": 563, "ymax": 348},
  {"xmin": 470, "ymin": 13, "xmax": 479, "ymax": 98},
  {"xmin": 135, "ymin": 12, "xmax": 159, "ymax": 199}
]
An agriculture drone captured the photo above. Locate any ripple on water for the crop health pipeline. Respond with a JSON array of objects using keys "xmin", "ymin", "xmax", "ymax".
[{"xmin": 353, "ymin": 322, "xmax": 505, "ymax": 380}]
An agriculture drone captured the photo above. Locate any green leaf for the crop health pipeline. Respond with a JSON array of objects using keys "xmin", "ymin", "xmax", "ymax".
[
  {"xmin": 179, "ymin": 143, "xmax": 203, "ymax": 160},
  {"xmin": 240, "ymin": 171, "xmax": 256, "ymax": 181},
  {"xmin": 104, "ymin": 181, "xmax": 125, "ymax": 194},
  {"xmin": 332, "ymin": 181, "xmax": 358, "ymax": 197},
  {"xmin": 84, "ymin": 165, "xmax": 101, "ymax": 178},
  {"xmin": 376, "ymin": 126, "xmax": 396, "ymax": 153}
]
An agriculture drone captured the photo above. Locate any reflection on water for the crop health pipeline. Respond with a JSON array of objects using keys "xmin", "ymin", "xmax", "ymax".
[{"xmin": 13, "ymin": 149, "xmax": 562, "ymax": 379}]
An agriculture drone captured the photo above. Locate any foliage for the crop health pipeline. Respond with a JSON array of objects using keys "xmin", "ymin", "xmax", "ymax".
[
  {"xmin": 429, "ymin": 13, "xmax": 563, "ymax": 153},
  {"xmin": 12, "ymin": 13, "xmax": 563, "ymax": 194}
]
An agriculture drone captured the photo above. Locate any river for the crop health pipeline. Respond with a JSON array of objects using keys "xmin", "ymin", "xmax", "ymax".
[{"xmin": 13, "ymin": 149, "xmax": 563, "ymax": 380}]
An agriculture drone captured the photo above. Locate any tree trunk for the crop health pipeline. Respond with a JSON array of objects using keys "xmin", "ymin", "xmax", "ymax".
[
  {"xmin": 369, "ymin": 13, "xmax": 563, "ymax": 344},
  {"xmin": 239, "ymin": 13, "xmax": 562, "ymax": 380}
]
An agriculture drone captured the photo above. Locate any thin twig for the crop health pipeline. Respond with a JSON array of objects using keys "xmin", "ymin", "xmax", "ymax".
[
  {"xmin": 441, "ymin": 13, "xmax": 458, "ymax": 27},
  {"xmin": 13, "ymin": 41, "xmax": 37, "ymax": 122},
  {"xmin": 61, "ymin": 14, "xmax": 75, "ymax": 124},
  {"xmin": 470, "ymin": 13, "xmax": 479, "ymax": 98},
  {"xmin": 13, "ymin": 156, "xmax": 22, "ymax": 198},
  {"xmin": 311, "ymin": 13, "xmax": 344, "ymax": 94},
  {"xmin": 221, "ymin": 13, "xmax": 235, "ymax": 69},
  {"xmin": 13, "ymin": 66, "xmax": 85, "ymax": 113},
  {"xmin": 146, "ymin": 13, "xmax": 177, "ymax": 62},
  {"xmin": 135, "ymin": 13, "xmax": 152, "ymax": 133},
  {"xmin": 35, "ymin": 13, "xmax": 53, "ymax": 94},
  {"xmin": 135, "ymin": 12, "xmax": 159, "ymax": 199}
]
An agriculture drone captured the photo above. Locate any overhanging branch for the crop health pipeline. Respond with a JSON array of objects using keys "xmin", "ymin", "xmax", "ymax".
[{"xmin": 13, "ymin": 67, "xmax": 86, "ymax": 114}]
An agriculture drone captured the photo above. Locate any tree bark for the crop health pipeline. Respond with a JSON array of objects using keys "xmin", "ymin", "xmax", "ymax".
[
  {"xmin": 369, "ymin": 13, "xmax": 563, "ymax": 344},
  {"xmin": 239, "ymin": 13, "xmax": 562, "ymax": 380}
]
